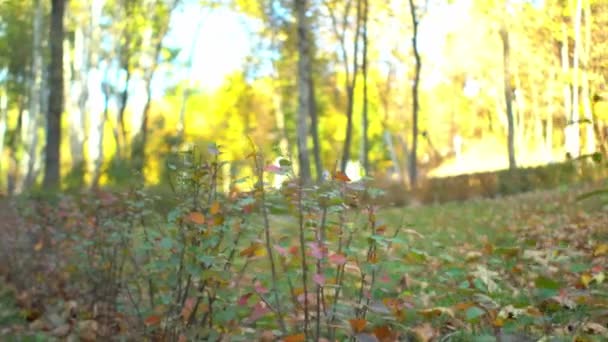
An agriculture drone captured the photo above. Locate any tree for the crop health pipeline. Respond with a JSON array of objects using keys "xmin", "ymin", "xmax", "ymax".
[
  {"xmin": 43, "ymin": 0, "xmax": 67, "ymax": 188},
  {"xmin": 407, "ymin": 0, "xmax": 421, "ymax": 186},
  {"xmin": 360, "ymin": 0, "xmax": 369, "ymax": 176},
  {"xmin": 131, "ymin": 0, "xmax": 180, "ymax": 176},
  {"xmin": 295, "ymin": 0, "xmax": 313, "ymax": 184},
  {"xmin": 500, "ymin": 23, "xmax": 516, "ymax": 169}
]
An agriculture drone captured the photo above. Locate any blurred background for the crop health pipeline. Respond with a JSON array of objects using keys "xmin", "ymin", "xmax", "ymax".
[{"xmin": 0, "ymin": 0, "xmax": 606, "ymax": 194}]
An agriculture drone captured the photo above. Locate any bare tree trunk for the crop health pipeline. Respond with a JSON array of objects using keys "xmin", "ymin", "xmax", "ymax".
[
  {"xmin": 23, "ymin": 0, "xmax": 44, "ymax": 188},
  {"xmin": 581, "ymin": 0, "xmax": 594, "ymax": 154},
  {"xmin": 88, "ymin": 0, "xmax": 104, "ymax": 188},
  {"xmin": 360, "ymin": 0, "xmax": 369, "ymax": 176},
  {"xmin": 295, "ymin": 0, "xmax": 312, "ymax": 183},
  {"xmin": 309, "ymin": 76, "xmax": 323, "ymax": 182},
  {"xmin": 177, "ymin": 8, "xmax": 205, "ymax": 138},
  {"xmin": 500, "ymin": 24, "xmax": 516, "ymax": 170},
  {"xmin": 0, "ymin": 92, "xmax": 7, "ymax": 180},
  {"xmin": 340, "ymin": 0, "xmax": 361, "ymax": 172},
  {"xmin": 133, "ymin": 0, "xmax": 179, "ymax": 176},
  {"xmin": 93, "ymin": 67, "xmax": 111, "ymax": 188},
  {"xmin": 561, "ymin": 21, "xmax": 573, "ymax": 158},
  {"xmin": 567, "ymin": 0, "xmax": 582, "ymax": 158},
  {"xmin": 43, "ymin": 0, "xmax": 67, "ymax": 189},
  {"xmin": 408, "ymin": 0, "xmax": 421, "ymax": 186},
  {"xmin": 8, "ymin": 104, "xmax": 25, "ymax": 194},
  {"xmin": 67, "ymin": 24, "xmax": 88, "ymax": 184},
  {"xmin": 379, "ymin": 62, "xmax": 401, "ymax": 179}
]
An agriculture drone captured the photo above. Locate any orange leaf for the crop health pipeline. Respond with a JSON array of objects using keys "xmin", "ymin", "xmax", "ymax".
[
  {"xmin": 282, "ymin": 333, "xmax": 305, "ymax": 342},
  {"xmin": 186, "ymin": 212, "xmax": 205, "ymax": 224},
  {"xmin": 144, "ymin": 315, "xmax": 162, "ymax": 326},
  {"xmin": 333, "ymin": 171, "xmax": 351, "ymax": 182},
  {"xmin": 349, "ymin": 318, "xmax": 367, "ymax": 333},
  {"xmin": 210, "ymin": 201, "xmax": 221, "ymax": 215},
  {"xmin": 178, "ymin": 334, "xmax": 188, "ymax": 342},
  {"xmin": 373, "ymin": 325, "xmax": 395, "ymax": 341}
]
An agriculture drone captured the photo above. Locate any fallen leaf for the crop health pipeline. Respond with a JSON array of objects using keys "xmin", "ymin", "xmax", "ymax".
[
  {"xmin": 594, "ymin": 243, "xmax": 608, "ymax": 256},
  {"xmin": 410, "ymin": 323, "xmax": 435, "ymax": 342},
  {"xmin": 51, "ymin": 324, "xmax": 71, "ymax": 337},
  {"xmin": 282, "ymin": 333, "xmax": 306, "ymax": 342},
  {"xmin": 418, "ymin": 307, "xmax": 454, "ymax": 319},
  {"xmin": 582, "ymin": 322, "xmax": 608, "ymax": 335},
  {"xmin": 373, "ymin": 325, "xmax": 396, "ymax": 341},
  {"xmin": 34, "ymin": 240, "xmax": 44, "ymax": 251},
  {"xmin": 580, "ymin": 273, "xmax": 593, "ymax": 288}
]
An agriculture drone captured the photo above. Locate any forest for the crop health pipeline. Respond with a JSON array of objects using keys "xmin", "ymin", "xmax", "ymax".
[{"xmin": 0, "ymin": 0, "xmax": 607, "ymax": 340}]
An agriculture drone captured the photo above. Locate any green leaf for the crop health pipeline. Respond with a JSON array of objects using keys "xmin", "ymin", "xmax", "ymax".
[
  {"xmin": 535, "ymin": 276, "xmax": 560, "ymax": 290},
  {"xmin": 159, "ymin": 237, "xmax": 172, "ymax": 250},
  {"xmin": 465, "ymin": 306, "xmax": 485, "ymax": 321}
]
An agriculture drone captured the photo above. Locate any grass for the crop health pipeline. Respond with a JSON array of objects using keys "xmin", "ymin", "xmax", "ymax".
[{"xmin": 1, "ymin": 179, "xmax": 607, "ymax": 340}]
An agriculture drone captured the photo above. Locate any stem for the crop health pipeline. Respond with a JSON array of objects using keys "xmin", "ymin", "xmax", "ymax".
[
  {"xmin": 298, "ymin": 179, "xmax": 310, "ymax": 338},
  {"xmin": 258, "ymin": 153, "xmax": 287, "ymax": 334}
]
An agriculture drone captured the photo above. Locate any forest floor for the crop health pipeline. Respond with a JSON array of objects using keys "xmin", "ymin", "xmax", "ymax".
[{"xmin": 0, "ymin": 183, "xmax": 607, "ymax": 340}]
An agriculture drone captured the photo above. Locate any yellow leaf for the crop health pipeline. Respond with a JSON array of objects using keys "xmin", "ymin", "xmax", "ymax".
[
  {"xmin": 240, "ymin": 243, "xmax": 264, "ymax": 258},
  {"xmin": 34, "ymin": 240, "xmax": 44, "ymax": 252},
  {"xmin": 581, "ymin": 273, "xmax": 593, "ymax": 288},
  {"xmin": 210, "ymin": 201, "xmax": 221, "ymax": 215},
  {"xmin": 593, "ymin": 243, "xmax": 608, "ymax": 256}
]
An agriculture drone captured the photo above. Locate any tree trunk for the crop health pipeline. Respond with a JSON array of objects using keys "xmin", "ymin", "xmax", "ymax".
[
  {"xmin": 67, "ymin": 24, "xmax": 88, "ymax": 184},
  {"xmin": 0, "ymin": 92, "xmax": 7, "ymax": 179},
  {"xmin": 132, "ymin": 0, "xmax": 179, "ymax": 176},
  {"xmin": 581, "ymin": 0, "xmax": 594, "ymax": 154},
  {"xmin": 500, "ymin": 25, "xmax": 516, "ymax": 170},
  {"xmin": 360, "ymin": 0, "xmax": 369, "ymax": 176},
  {"xmin": 561, "ymin": 21, "xmax": 573, "ymax": 158},
  {"xmin": 309, "ymin": 76, "xmax": 323, "ymax": 182},
  {"xmin": 295, "ymin": 0, "xmax": 312, "ymax": 184},
  {"xmin": 408, "ymin": 0, "xmax": 421, "ymax": 186},
  {"xmin": 177, "ymin": 10, "xmax": 204, "ymax": 138},
  {"xmin": 340, "ymin": 0, "xmax": 362, "ymax": 172},
  {"xmin": 23, "ymin": 0, "xmax": 44, "ymax": 188},
  {"xmin": 567, "ymin": 0, "xmax": 582, "ymax": 158},
  {"xmin": 43, "ymin": 0, "xmax": 67, "ymax": 189}
]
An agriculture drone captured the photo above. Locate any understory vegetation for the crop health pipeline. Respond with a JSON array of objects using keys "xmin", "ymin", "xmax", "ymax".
[{"xmin": 0, "ymin": 148, "xmax": 607, "ymax": 341}]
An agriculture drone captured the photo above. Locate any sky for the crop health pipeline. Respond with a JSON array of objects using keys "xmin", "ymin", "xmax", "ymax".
[{"xmin": 164, "ymin": 1, "xmax": 257, "ymax": 91}]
